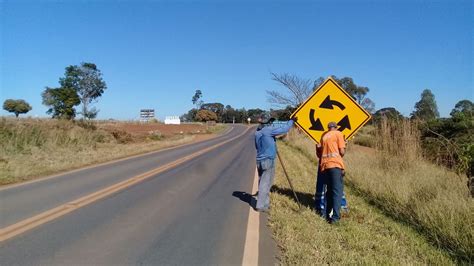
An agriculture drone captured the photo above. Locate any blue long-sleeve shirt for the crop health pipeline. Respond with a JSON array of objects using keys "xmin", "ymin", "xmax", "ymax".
[{"xmin": 255, "ymin": 120, "xmax": 294, "ymax": 161}]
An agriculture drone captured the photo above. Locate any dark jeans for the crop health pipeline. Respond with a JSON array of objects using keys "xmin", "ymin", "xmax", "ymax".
[
  {"xmin": 323, "ymin": 167, "xmax": 343, "ymax": 222},
  {"xmin": 315, "ymin": 167, "xmax": 347, "ymax": 218}
]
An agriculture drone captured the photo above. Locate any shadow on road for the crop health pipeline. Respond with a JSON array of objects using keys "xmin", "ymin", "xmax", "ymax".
[
  {"xmin": 232, "ymin": 191, "xmax": 257, "ymax": 209},
  {"xmin": 270, "ymin": 185, "xmax": 315, "ymax": 210}
]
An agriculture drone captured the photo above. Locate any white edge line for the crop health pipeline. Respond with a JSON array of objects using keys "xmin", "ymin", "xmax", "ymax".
[{"xmin": 242, "ymin": 168, "xmax": 260, "ymax": 266}]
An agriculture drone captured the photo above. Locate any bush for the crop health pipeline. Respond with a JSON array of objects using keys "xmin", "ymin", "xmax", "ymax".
[
  {"xmin": 110, "ymin": 129, "xmax": 133, "ymax": 144},
  {"xmin": 195, "ymin": 110, "xmax": 217, "ymax": 122},
  {"xmin": 148, "ymin": 130, "xmax": 163, "ymax": 141}
]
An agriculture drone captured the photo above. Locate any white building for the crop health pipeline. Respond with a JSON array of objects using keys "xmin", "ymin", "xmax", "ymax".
[{"xmin": 164, "ymin": 116, "xmax": 181, "ymax": 125}]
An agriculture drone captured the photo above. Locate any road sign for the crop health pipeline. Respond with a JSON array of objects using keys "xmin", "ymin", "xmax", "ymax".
[{"xmin": 291, "ymin": 77, "xmax": 371, "ymax": 144}]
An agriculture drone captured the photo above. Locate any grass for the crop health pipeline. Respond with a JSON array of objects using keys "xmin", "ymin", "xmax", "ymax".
[
  {"xmin": 206, "ymin": 123, "xmax": 229, "ymax": 134},
  {"xmin": 351, "ymin": 124, "xmax": 376, "ymax": 148},
  {"xmin": 271, "ymin": 141, "xmax": 454, "ymax": 265},
  {"xmin": 270, "ymin": 124, "xmax": 473, "ymax": 264},
  {"xmin": 0, "ymin": 118, "xmax": 228, "ymax": 185}
]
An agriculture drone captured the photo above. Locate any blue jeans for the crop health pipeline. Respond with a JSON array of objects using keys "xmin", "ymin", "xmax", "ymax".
[
  {"xmin": 256, "ymin": 159, "xmax": 275, "ymax": 210},
  {"xmin": 323, "ymin": 168, "xmax": 344, "ymax": 222},
  {"xmin": 315, "ymin": 167, "xmax": 347, "ymax": 217}
]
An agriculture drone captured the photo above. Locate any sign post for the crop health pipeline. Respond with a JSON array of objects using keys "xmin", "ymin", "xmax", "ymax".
[{"xmin": 291, "ymin": 77, "xmax": 371, "ymax": 144}]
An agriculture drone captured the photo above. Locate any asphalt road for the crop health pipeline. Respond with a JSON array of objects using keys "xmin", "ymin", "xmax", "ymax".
[{"xmin": 0, "ymin": 125, "xmax": 276, "ymax": 265}]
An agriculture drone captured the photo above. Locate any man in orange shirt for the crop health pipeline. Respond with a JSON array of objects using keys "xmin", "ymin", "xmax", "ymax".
[{"xmin": 317, "ymin": 121, "xmax": 346, "ymax": 223}]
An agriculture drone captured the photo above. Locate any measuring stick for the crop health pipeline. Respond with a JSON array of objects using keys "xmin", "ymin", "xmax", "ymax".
[{"xmin": 276, "ymin": 150, "xmax": 302, "ymax": 210}]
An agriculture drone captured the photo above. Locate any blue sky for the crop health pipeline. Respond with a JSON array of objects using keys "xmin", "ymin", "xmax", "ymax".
[{"xmin": 1, "ymin": 0, "xmax": 472, "ymax": 120}]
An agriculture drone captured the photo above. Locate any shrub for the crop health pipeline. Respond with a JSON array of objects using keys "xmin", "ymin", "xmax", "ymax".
[{"xmin": 110, "ymin": 129, "xmax": 133, "ymax": 144}]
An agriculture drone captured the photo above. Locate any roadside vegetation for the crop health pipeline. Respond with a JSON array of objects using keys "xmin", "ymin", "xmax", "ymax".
[
  {"xmin": 3, "ymin": 99, "xmax": 32, "ymax": 118},
  {"xmin": 270, "ymin": 122, "xmax": 473, "ymax": 264},
  {"xmin": 0, "ymin": 118, "xmax": 227, "ymax": 185}
]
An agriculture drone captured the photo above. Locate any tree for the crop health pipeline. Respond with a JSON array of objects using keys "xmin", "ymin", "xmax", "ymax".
[
  {"xmin": 361, "ymin": 98, "xmax": 376, "ymax": 114},
  {"xmin": 266, "ymin": 73, "xmax": 312, "ymax": 107},
  {"xmin": 411, "ymin": 89, "xmax": 439, "ymax": 121},
  {"xmin": 373, "ymin": 107, "xmax": 404, "ymax": 123},
  {"xmin": 450, "ymin": 99, "xmax": 473, "ymax": 120},
  {"xmin": 221, "ymin": 105, "xmax": 236, "ymax": 123},
  {"xmin": 3, "ymin": 99, "xmax": 32, "ymax": 117},
  {"xmin": 235, "ymin": 108, "xmax": 248, "ymax": 123},
  {"xmin": 84, "ymin": 107, "xmax": 99, "ymax": 120},
  {"xmin": 270, "ymin": 105, "xmax": 296, "ymax": 121},
  {"xmin": 195, "ymin": 109, "xmax": 217, "ymax": 122},
  {"xmin": 192, "ymin": 89, "xmax": 203, "ymax": 109},
  {"xmin": 315, "ymin": 76, "xmax": 375, "ymax": 111},
  {"xmin": 41, "ymin": 87, "xmax": 81, "ymax": 119},
  {"xmin": 247, "ymin": 108, "xmax": 267, "ymax": 123},
  {"xmin": 59, "ymin": 62, "xmax": 107, "ymax": 119},
  {"xmin": 270, "ymin": 73, "xmax": 376, "ymax": 112},
  {"xmin": 180, "ymin": 108, "xmax": 198, "ymax": 122},
  {"xmin": 337, "ymin": 77, "xmax": 369, "ymax": 104},
  {"xmin": 201, "ymin": 102, "xmax": 224, "ymax": 122}
]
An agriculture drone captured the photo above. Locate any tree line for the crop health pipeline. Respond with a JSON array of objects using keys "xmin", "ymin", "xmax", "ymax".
[
  {"xmin": 181, "ymin": 89, "xmax": 270, "ymax": 123},
  {"xmin": 266, "ymin": 72, "xmax": 473, "ymax": 191}
]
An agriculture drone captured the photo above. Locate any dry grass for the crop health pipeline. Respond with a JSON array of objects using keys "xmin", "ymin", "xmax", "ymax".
[
  {"xmin": 347, "ymin": 119, "xmax": 473, "ymax": 263},
  {"xmin": 0, "ymin": 118, "xmax": 227, "ymax": 185},
  {"xmin": 375, "ymin": 118, "xmax": 421, "ymax": 170},
  {"xmin": 352, "ymin": 124, "xmax": 376, "ymax": 148},
  {"xmin": 270, "ymin": 140, "xmax": 454, "ymax": 265},
  {"xmin": 277, "ymin": 121, "xmax": 473, "ymax": 263}
]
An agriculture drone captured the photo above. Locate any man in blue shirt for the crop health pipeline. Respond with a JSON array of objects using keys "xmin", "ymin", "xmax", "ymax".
[{"xmin": 254, "ymin": 116, "xmax": 296, "ymax": 212}]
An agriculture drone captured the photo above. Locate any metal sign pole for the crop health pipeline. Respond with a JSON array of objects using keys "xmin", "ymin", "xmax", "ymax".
[{"xmin": 276, "ymin": 150, "xmax": 302, "ymax": 210}]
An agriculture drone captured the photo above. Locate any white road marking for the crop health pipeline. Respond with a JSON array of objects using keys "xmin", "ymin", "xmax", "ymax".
[{"xmin": 242, "ymin": 168, "xmax": 260, "ymax": 266}]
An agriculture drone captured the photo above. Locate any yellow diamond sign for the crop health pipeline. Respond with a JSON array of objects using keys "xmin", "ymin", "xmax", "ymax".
[{"xmin": 291, "ymin": 77, "xmax": 371, "ymax": 144}]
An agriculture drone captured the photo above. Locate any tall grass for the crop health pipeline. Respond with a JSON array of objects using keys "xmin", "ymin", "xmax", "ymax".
[
  {"xmin": 0, "ymin": 118, "xmax": 223, "ymax": 185},
  {"xmin": 286, "ymin": 120, "xmax": 473, "ymax": 263},
  {"xmin": 0, "ymin": 118, "xmax": 109, "ymax": 155},
  {"xmin": 271, "ymin": 140, "xmax": 453, "ymax": 264},
  {"xmin": 375, "ymin": 118, "xmax": 421, "ymax": 170}
]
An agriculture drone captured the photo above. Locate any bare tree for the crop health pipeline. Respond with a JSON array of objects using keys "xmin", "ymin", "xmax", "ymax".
[{"xmin": 266, "ymin": 72, "xmax": 312, "ymax": 107}]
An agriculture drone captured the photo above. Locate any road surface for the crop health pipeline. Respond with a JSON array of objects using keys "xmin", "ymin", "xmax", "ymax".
[{"xmin": 0, "ymin": 125, "xmax": 276, "ymax": 265}]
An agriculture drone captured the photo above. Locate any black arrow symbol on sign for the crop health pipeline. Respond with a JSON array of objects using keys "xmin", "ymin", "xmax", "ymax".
[
  {"xmin": 337, "ymin": 115, "xmax": 351, "ymax": 131},
  {"xmin": 309, "ymin": 109, "xmax": 324, "ymax": 131},
  {"xmin": 319, "ymin": 96, "xmax": 346, "ymax": 110}
]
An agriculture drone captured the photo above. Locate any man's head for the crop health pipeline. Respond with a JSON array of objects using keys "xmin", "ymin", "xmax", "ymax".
[
  {"xmin": 328, "ymin": 121, "xmax": 338, "ymax": 131},
  {"xmin": 258, "ymin": 115, "xmax": 275, "ymax": 125},
  {"xmin": 256, "ymin": 116, "xmax": 275, "ymax": 131}
]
